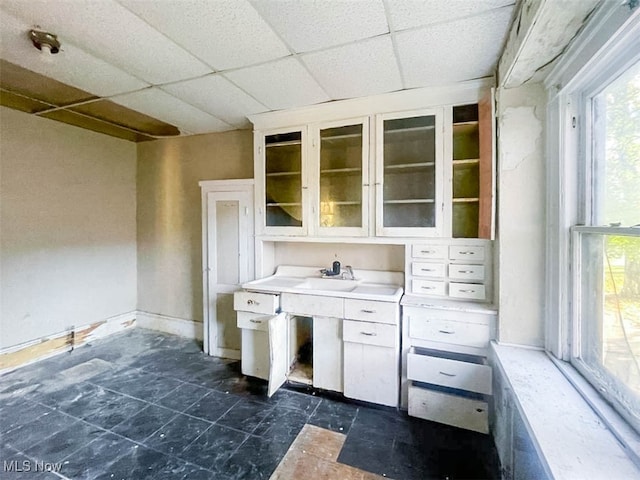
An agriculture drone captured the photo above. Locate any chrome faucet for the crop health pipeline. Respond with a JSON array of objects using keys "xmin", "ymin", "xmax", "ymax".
[{"xmin": 342, "ymin": 265, "xmax": 355, "ymax": 280}]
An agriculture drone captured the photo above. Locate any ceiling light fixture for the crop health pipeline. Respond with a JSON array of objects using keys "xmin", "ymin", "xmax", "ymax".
[{"xmin": 29, "ymin": 29, "xmax": 61, "ymax": 55}]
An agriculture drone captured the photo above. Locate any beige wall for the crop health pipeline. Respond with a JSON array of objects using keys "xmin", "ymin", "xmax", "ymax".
[
  {"xmin": 495, "ymin": 83, "xmax": 547, "ymax": 347},
  {"xmin": 136, "ymin": 130, "xmax": 253, "ymax": 323},
  {"xmin": 0, "ymin": 107, "xmax": 137, "ymax": 349}
]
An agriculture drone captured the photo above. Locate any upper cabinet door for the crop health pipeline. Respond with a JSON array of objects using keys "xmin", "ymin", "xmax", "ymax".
[
  {"xmin": 312, "ymin": 118, "xmax": 370, "ymax": 237},
  {"xmin": 375, "ymin": 109, "xmax": 444, "ymax": 237},
  {"xmin": 256, "ymin": 127, "xmax": 308, "ymax": 236}
]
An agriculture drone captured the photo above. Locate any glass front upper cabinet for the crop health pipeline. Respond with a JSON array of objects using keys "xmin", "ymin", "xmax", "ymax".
[
  {"xmin": 376, "ymin": 109, "xmax": 443, "ymax": 236},
  {"xmin": 315, "ymin": 119, "xmax": 369, "ymax": 236},
  {"xmin": 260, "ymin": 129, "xmax": 307, "ymax": 235}
]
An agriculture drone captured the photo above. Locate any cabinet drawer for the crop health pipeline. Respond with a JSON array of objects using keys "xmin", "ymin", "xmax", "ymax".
[
  {"xmin": 449, "ymin": 283, "xmax": 486, "ymax": 300},
  {"xmin": 448, "ymin": 245, "xmax": 485, "ymax": 261},
  {"xmin": 344, "ymin": 299, "xmax": 398, "ymax": 324},
  {"xmin": 408, "ymin": 316, "xmax": 490, "ymax": 349},
  {"xmin": 412, "ymin": 244, "xmax": 447, "ymax": 260},
  {"xmin": 448, "ymin": 264, "xmax": 485, "ymax": 281},
  {"xmin": 343, "ymin": 320, "xmax": 397, "ymax": 348},
  {"xmin": 234, "ymin": 291, "xmax": 279, "ymax": 314},
  {"xmin": 281, "ymin": 293, "xmax": 343, "ymax": 318},
  {"xmin": 237, "ymin": 311, "xmax": 271, "ymax": 332},
  {"xmin": 407, "ymin": 351, "xmax": 492, "ymax": 395},
  {"xmin": 408, "ymin": 385, "xmax": 488, "ymax": 434},
  {"xmin": 411, "ymin": 262, "xmax": 446, "ymax": 278},
  {"xmin": 412, "ymin": 279, "xmax": 446, "ymax": 296}
]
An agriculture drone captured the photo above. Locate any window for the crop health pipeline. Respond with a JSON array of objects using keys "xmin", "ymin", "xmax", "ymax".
[{"xmin": 572, "ymin": 58, "xmax": 640, "ymax": 431}]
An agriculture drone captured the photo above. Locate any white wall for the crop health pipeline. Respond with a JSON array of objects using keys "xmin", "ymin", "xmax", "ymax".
[
  {"xmin": 0, "ymin": 107, "xmax": 137, "ymax": 349},
  {"xmin": 495, "ymin": 83, "xmax": 547, "ymax": 347}
]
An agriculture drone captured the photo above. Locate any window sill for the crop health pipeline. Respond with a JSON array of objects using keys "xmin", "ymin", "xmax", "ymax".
[{"xmin": 491, "ymin": 342, "xmax": 640, "ymax": 479}]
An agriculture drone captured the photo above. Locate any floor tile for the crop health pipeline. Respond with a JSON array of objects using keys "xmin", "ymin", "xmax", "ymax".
[
  {"xmin": 178, "ymin": 424, "xmax": 247, "ymax": 472},
  {"xmin": 69, "ymin": 387, "xmax": 148, "ymax": 430},
  {"xmin": 24, "ymin": 421, "xmax": 105, "ymax": 463},
  {"xmin": 216, "ymin": 398, "xmax": 274, "ymax": 434},
  {"xmin": 58, "ymin": 432, "xmax": 137, "ymax": 480},
  {"xmin": 273, "ymin": 389, "xmax": 321, "ymax": 414},
  {"xmin": 144, "ymin": 413, "xmax": 211, "ymax": 455},
  {"xmin": 92, "ymin": 443, "xmax": 172, "ymax": 480},
  {"xmin": 2, "ymin": 409, "xmax": 77, "ymax": 451},
  {"xmin": 91, "ymin": 368, "xmax": 182, "ymax": 402},
  {"xmin": 111, "ymin": 404, "xmax": 177, "ymax": 442},
  {"xmin": 0, "ymin": 401, "xmax": 53, "ymax": 434},
  {"xmin": 155, "ymin": 383, "xmax": 211, "ymax": 412},
  {"xmin": 154, "ymin": 456, "xmax": 223, "ymax": 480},
  {"xmin": 309, "ymin": 397, "xmax": 359, "ymax": 434},
  {"xmin": 253, "ymin": 405, "xmax": 310, "ymax": 450},
  {"xmin": 223, "ymin": 434, "xmax": 289, "ymax": 480},
  {"xmin": 184, "ymin": 390, "xmax": 239, "ymax": 423}
]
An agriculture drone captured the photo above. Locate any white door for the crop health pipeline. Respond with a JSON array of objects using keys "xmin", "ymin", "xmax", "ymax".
[
  {"xmin": 204, "ymin": 188, "xmax": 253, "ymax": 358},
  {"xmin": 268, "ymin": 312, "xmax": 288, "ymax": 397}
]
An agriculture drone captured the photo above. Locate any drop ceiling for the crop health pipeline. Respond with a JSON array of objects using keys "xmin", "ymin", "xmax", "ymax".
[{"xmin": 0, "ymin": 0, "xmax": 516, "ymax": 142}]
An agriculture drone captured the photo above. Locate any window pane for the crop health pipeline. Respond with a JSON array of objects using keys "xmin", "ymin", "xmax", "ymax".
[
  {"xmin": 592, "ymin": 61, "xmax": 640, "ymax": 227},
  {"xmin": 578, "ymin": 233, "xmax": 640, "ymax": 427}
]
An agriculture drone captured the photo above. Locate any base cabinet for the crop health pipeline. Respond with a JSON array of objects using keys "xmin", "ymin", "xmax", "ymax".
[
  {"xmin": 344, "ymin": 342, "xmax": 398, "ymax": 407},
  {"xmin": 313, "ymin": 316, "xmax": 343, "ymax": 392}
]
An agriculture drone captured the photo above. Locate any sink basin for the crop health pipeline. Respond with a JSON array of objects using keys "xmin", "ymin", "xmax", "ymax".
[{"xmin": 296, "ymin": 278, "xmax": 359, "ymax": 292}]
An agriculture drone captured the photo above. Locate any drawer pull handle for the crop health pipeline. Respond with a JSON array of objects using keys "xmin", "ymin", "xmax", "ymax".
[
  {"xmin": 421, "ymin": 286, "xmax": 436, "ymax": 290},
  {"xmin": 361, "ymin": 309, "xmax": 376, "ymax": 314},
  {"xmin": 458, "ymin": 251, "xmax": 475, "ymax": 255},
  {"xmin": 459, "ymin": 289, "xmax": 476, "ymax": 293},
  {"xmin": 458, "ymin": 270, "xmax": 474, "ymax": 274},
  {"xmin": 360, "ymin": 331, "xmax": 377, "ymax": 336},
  {"xmin": 247, "ymin": 299, "xmax": 260, "ymax": 306},
  {"xmin": 420, "ymin": 268, "xmax": 435, "ymax": 272},
  {"xmin": 439, "ymin": 371, "xmax": 457, "ymax": 377},
  {"xmin": 420, "ymin": 250, "xmax": 435, "ymax": 254},
  {"xmin": 438, "ymin": 330, "xmax": 455, "ymax": 334},
  {"xmin": 249, "ymin": 319, "xmax": 262, "ymax": 324}
]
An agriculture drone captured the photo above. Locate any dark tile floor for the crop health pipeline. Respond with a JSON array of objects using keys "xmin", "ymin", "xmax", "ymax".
[{"xmin": 0, "ymin": 329, "xmax": 499, "ymax": 479}]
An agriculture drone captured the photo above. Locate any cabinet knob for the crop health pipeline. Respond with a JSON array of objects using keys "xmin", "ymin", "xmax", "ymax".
[{"xmin": 247, "ymin": 299, "xmax": 260, "ymax": 305}]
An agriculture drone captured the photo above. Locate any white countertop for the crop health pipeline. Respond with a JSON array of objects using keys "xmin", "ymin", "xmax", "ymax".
[{"xmin": 242, "ymin": 265, "xmax": 404, "ymax": 302}]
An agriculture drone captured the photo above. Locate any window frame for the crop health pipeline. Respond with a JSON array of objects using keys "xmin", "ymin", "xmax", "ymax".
[{"xmin": 549, "ymin": 6, "xmax": 640, "ymax": 435}]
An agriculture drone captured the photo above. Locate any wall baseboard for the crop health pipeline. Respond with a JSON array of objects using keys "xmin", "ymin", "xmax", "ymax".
[
  {"xmin": 0, "ymin": 311, "xmax": 136, "ymax": 373},
  {"xmin": 136, "ymin": 311, "xmax": 203, "ymax": 341}
]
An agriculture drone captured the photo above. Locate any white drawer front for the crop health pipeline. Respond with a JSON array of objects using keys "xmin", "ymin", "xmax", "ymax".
[
  {"xmin": 236, "ymin": 311, "xmax": 271, "ymax": 331},
  {"xmin": 404, "ymin": 306, "xmax": 493, "ymax": 326},
  {"xmin": 449, "ymin": 245, "xmax": 485, "ymax": 261},
  {"xmin": 412, "ymin": 244, "xmax": 447, "ymax": 260},
  {"xmin": 343, "ymin": 319, "xmax": 397, "ymax": 348},
  {"xmin": 280, "ymin": 293, "xmax": 343, "ymax": 318},
  {"xmin": 344, "ymin": 299, "xmax": 398, "ymax": 325},
  {"xmin": 448, "ymin": 264, "xmax": 485, "ymax": 281},
  {"xmin": 412, "ymin": 279, "xmax": 446, "ymax": 296},
  {"xmin": 409, "ymin": 316, "xmax": 490, "ymax": 349},
  {"xmin": 407, "ymin": 352, "xmax": 492, "ymax": 395},
  {"xmin": 449, "ymin": 283, "xmax": 486, "ymax": 300},
  {"xmin": 408, "ymin": 385, "xmax": 488, "ymax": 434},
  {"xmin": 411, "ymin": 262, "xmax": 446, "ymax": 278},
  {"xmin": 234, "ymin": 291, "xmax": 279, "ymax": 314}
]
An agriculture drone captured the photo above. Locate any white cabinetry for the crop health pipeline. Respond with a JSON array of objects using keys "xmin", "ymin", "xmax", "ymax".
[
  {"xmin": 401, "ymin": 298, "xmax": 496, "ymax": 433},
  {"xmin": 343, "ymin": 302, "xmax": 400, "ymax": 407}
]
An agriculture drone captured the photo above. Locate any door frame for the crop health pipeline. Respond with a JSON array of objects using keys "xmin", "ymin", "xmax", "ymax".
[{"xmin": 199, "ymin": 179, "xmax": 255, "ymax": 357}]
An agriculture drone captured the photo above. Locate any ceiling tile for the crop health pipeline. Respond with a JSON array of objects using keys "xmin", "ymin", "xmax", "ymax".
[
  {"xmin": 251, "ymin": 0, "xmax": 388, "ymax": 53},
  {"xmin": 161, "ymin": 75, "xmax": 269, "ymax": 128},
  {"xmin": 224, "ymin": 58, "xmax": 330, "ymax": 111},
  {"xmin": 386, "ymin": 0, "xmax": 515, "ymax": 31},
  {"xmin": 396, "ymin": 8, "xmax": 513, "ymax": 88},
  {"xmin": 0, "ymin": 10, "xmax": 148, "ymax": 96},
  {"xmin": 302, "ymin": 36, "xmax": 402, "ymax": 100},
  {"xmin": 119, "ymin": 0, "xmax": 291, "ymax": 71},
  {"xmin": 111, "ymin": 88, "xmax": 233, "ymax": 134},
  {"xmin": 1, "ymin": 0, "xmax": 211, "ymax": 85}
]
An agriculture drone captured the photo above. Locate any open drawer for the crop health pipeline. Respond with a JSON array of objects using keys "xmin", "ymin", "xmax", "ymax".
[{"xmin": 407, "ymin": 347, "xmax": 492, "ymax": 395}]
